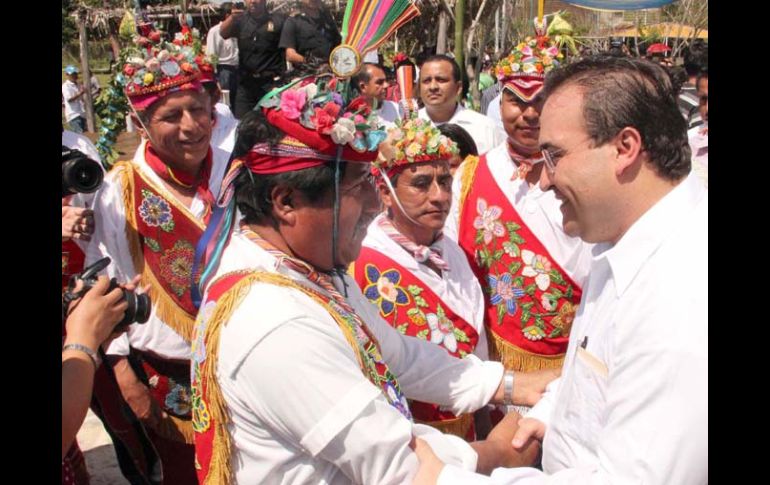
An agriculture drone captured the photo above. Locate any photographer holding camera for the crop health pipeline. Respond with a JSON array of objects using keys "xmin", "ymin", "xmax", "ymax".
[{"xmin": 84, "ymin": 28, "xmax": 228, "ymax": 484}]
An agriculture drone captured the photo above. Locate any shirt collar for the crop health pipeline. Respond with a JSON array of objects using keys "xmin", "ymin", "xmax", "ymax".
[{"xmin": 594, "ymin": 174, "xmax": 707, "ymax": 298}]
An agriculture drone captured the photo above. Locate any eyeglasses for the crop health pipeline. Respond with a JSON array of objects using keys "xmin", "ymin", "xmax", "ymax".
[{"xmin": 541, "ymin": 136, "xmax": 595, "ymax": 175}]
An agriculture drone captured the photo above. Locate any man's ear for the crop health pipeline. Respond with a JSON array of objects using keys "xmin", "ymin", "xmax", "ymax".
[
  {"xmin": 130, "ymin": 112, "xmax": 148, "ymax": 139},
  {"xmin": 613, "ymin": 126, "xmax": 644, "ymax": 177},
  {"xmin": 270, "ymin": 185, "xmax": 297, "ymax": 225},
  {"xmin": 378, "ymin": 182, "xmax": 393, "ymax": 210}
]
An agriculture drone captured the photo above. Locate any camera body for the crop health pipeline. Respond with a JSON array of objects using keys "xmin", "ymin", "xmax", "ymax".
[
  {"xmin": 62, "ymin": 146, "xmax": 104, "ymax": 197},
  {"xmin": 66, "ymin": 257, "xmax": 151, "ymax": 327}
]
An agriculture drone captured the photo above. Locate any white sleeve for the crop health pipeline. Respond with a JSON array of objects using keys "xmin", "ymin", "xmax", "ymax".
[
  {"xmin": 86, "ymin": 166, "xmax": 137, "ymax": 356},
  {"xmin": 205, "ymin": 27, "xmax": 217, "ymax": 57},
  {"xmin": 228, "ymin": 314, "xmax": 478, "ymax": 484},
  {"xmin": 520, "ymin": 376, "xmax": 560, "ymax": 427},
  {"xmin": 443, "ymin": 161, "xmax": 466, "ymax": 242},
  {"xmin": 347, "ymin": 279, "xmax": 503, "ymax": 415}
]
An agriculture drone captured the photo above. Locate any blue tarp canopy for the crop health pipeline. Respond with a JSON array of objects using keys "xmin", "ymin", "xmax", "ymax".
[{"xmin": 562, "ymin": 0, "xmax": 678, "ymax": 10}]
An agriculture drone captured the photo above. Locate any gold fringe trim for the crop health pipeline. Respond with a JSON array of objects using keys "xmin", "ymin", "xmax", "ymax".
[
  {"xmin": 199, "ymin": 271, "xmax": 368, "ymax": 485},
  {"xmin": 142, "ymin": 264, "xmax": 196, "ymax": 343},
  {"xmin": 488, "ymin": 331, "xmax": 565, "ymax": 372},
  {"xmin": 416, "ymin": 413, "xmax": 473, "ymax": 439},
  {"xmin": 458, "ymin": 155, "xmax": 481, "ymax": 217},
  {"xmin": 115, "ymin": 161, "xmax": 145, "ymax": 274},
  {"xmin": 117, "ymin": 161, "xmax": 197, "ymax": 343},
  {"xmin": 154, "ymin": 414, "xmax": 195, "ymax": 444}
]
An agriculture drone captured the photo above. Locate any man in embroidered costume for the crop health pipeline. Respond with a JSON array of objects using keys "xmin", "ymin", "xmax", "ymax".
[
  {"xmin": 85, "ymin": 25, "xmax": 226, "ymax": 484},
  {"xmin": 351, "ymin": 116, "xmax": 490, "ymax": 440},
  {"xmin": 444, "ymin": 32, "xmax": 594, "ymax": 401},
  {"xmin": 190, "ymin": 74, "xmax": 556, "ymax": 484},
  {"xmin": 413, "ymin": 55, "xmax": 708, "ymax": 485}
]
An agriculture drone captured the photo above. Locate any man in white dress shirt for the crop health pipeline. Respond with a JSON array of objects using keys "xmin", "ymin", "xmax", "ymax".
[
  {"xmin": 418, "ymin": 54, "xmax": 505, "ymax": 155},
  {"xmin": 414, "ymin": 56, "xmax": 708, "ymax": 485}
]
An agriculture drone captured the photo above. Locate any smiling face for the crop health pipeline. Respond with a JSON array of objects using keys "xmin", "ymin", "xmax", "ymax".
[
  {"xmin": 501, "ymin": 89, "xmax": 543, "ymax": 155},
  {"xmin": 143, "ymin": 89, "xmax": 213, "ymax": 173},
  {"xmin": 538, "ymin": 84, "xmax": 618, "ymax": 243},
  {"xmin": 381, "ymin": 160, "xmax": 452, "ymax": 245}
]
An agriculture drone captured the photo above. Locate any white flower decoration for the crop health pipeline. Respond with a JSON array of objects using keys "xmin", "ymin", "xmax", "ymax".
[
  {"xmin": 331, "ymin": 117, "xmax": 356, "ymax": 145},
  {"xmin": 427, "ymin": 313, "xmax": 458, "ymax": 353},
  {"xmin": 521, "ymin": 250, "xmax": 552, "ymax": 291}
]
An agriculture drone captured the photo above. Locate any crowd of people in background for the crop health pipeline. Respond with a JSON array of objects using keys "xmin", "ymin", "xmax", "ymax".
[{"xmin": 61, "ymin": 2, "xmax": 707, "ymax": 484}]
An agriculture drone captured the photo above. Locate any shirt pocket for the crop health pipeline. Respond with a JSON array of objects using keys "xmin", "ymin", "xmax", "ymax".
[{"xmin": 562, "ymin": 347, "xmax": 608, "ymax": 453}]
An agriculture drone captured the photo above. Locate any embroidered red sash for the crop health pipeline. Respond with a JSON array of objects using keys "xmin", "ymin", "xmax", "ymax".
[
  {"xmin": 119, "ymin": 161, "xmax": 206, "ymax": 342},
  {"xmin": 353, "ymin": 246, "xmax": 479, "ymax": 438},
  {"xmin": 192, "ymin": 270, "xmax": 412, "ymax": 485},
  {"xmin": 457, "ymin": 155, "xmax": 582, "ymax": 371}
]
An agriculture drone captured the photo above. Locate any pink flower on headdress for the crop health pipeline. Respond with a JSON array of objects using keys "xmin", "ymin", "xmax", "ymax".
[
  {"xmin": 405, "ymin": 142, "xmax": 422, "ymax": 158},
  {"xmin": 148, "ymin": 31, "xmax": 162, "ymax": 43},
  {"xmin": 354, "ymin": 114, "xmax": 366, "ymax": 125},
  {"xmin": 547, "ymin": 46, "xmax": 559, "ymax": 57},
  {"xmin": 280, "ymin": 89, "xmax": 307, "ymax": 120},
  {"xmin": 124, "ymin": 65, "xmax": 135, "ymax": 76},
  {"xmin": 521, "ymin": 45, "xmax": 533, "ymax": 56}
]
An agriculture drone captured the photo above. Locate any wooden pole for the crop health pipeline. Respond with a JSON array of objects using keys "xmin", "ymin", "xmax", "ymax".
[{"xmin": 77, "ymin": 7, "xmax": 96, "ymax": 133}]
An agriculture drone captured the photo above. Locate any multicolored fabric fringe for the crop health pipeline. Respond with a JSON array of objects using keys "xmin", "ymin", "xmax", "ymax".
[{"xmin": 340, "ymin": 0, "xmax": 421, "ymax": 55}]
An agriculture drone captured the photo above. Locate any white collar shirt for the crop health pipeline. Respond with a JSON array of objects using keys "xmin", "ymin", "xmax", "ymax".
[
  {"xmin": 419, "ymin": 104, "xmax": 506, "ymax": 155},
  {"xmin": 362, "ymin": 213, "xmax": 488, "ymax": 359},
  {"xmin": 445, "ymin": 143, "xmax": 594, "ymax": 287},
  {"xmin": 437, "ymin": 174, "xmax": 708, "ymax": 485},
  {"xmin": 207, "ymin": 225, "xmax": 504, "ymax": 484},
  {"xmin": 89, "ymin": 138, "xmax": 229, "ymax": 358}
]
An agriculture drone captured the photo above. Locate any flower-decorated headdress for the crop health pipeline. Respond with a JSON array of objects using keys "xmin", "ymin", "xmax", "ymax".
[
  {"xmin": 373, "ymin": 114, "xmax": 459, "ymax": 180},
  {"xmin": 118, "ymin": 24, "xmax": 215, "ymax": 111},
  {"xmin": 191, "ymin": 74, "xmax": 389, "ymax": 306},
  {"xmin": 494, "ymin": 18, "xmax": 563, "ymax": 102}
]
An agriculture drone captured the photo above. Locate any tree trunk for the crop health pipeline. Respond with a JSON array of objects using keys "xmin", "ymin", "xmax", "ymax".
[
  {"xmin": 78, "ymin": 8, "xmax": 96, "ymax": 133},
  {"xmin": 437, "ymin": 10, "xmax": 449, "ymax": 54},
  {"xmin": 454, "ymin": 0, "xmax": 465, "ymax": 68}
]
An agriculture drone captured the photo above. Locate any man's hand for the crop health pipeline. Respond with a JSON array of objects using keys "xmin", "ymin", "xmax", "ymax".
[
  {"xmin": 471, "ymin": 411, "xmax": 540, "ymax": 475},
  {"xmin": 512, "ymin": 368, "xmax": 560, "ymax": 406},
  {"xmin": 412, "ymin": 437, "xmax": 445, "ymax": 485},
  {"xmin": 62, "ymin": 200, "xmax": 94, "ymax": 241},
  {"xmin": 512, "ymin": 417, "xmax": 546, "ymax": 450},
  {"xmin": 111, "ymin": 356, "xmax": 165, "ymax": 430}
]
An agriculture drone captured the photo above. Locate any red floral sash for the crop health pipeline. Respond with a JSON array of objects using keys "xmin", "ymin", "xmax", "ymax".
[
  {"xmin": 118, "ymin": 161, "xmax": 206, "ymax": 343},
  {"xmin": 457, "ymin": 155, "xmax": 582, "ymax": 371},
  {"xmin": 61, "ymin": 239, "xmax": 85, "ymax": 293},
  {"xmin": 352, "ymin": 247, "xmax": 479, "ymax": 438}
]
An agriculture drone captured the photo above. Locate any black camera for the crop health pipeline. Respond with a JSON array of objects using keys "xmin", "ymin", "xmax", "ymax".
[
  {"xmin": 64, "ymin": 257, "xmax": 151, "ymax": 326},
  {"xmin": 62, "ymin": 145, "xmax": 104, "ymax": 197}
]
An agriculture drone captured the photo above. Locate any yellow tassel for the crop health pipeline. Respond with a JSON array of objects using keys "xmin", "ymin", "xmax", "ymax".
[
  {"xmin": 115, "ymin": 162, "xmax": 145, "ymax": 273},
  {"xmin": 197, "ymin": 270, "xmax": 372, "ymax": 485},
  {"xmin": 141, "ymin": 265, "xmax": 196, "ymax": 342},
  {"xmin": 458, "ymin": 155, "xmax": 481, "ymax": 215},
  {"xmin": 488, "ymin": 331, "xmax": 565, "ymax": 372},
  {"xmin": 416, "ymin": 413, "xmax": 473, "ymax": 439}
]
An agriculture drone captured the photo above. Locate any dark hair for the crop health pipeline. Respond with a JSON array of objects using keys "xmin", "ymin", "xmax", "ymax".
[
  {"xmin": 232, "ymin": 110, "xmax": 346, "ymax": 224},
  {"xmin": 420, "ymin": 54, "xmax": 462, "ymax": 83},
  {"xmin": 352, "ymin": 63, "xmax": 385, "ymax": 88},
  {"xmin": 696, "ymin": 70, "xmax": 708, "ymax": 91},
  {"xmin": 437, "ymin": 123, "xmax": 478, "ymax": 158},
  {"xmin": 666, "ymin": 65, "xmax": 688, "ymax": 95},
  {"xmin": 543, "ymin": 56, "xmax": 690, "ymax": 181}
]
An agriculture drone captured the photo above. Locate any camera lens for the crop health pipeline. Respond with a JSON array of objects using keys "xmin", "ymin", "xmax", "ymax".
[
  {"xmin": 62, "ymin": 155, "xmax": 104, "ymax": 196},
  {"xmin": 120, "ymin": 291, "xmax": 152, "ymax": 326}
]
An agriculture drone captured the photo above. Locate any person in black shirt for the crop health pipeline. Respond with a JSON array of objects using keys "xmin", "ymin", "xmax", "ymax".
[
  {"xmin": 280, "ymin": 0, "xmax": 341, "ymax": 76},
  {"xmin": 221, "ymin": 0, "xmax": 286, "ymax": 118}
]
